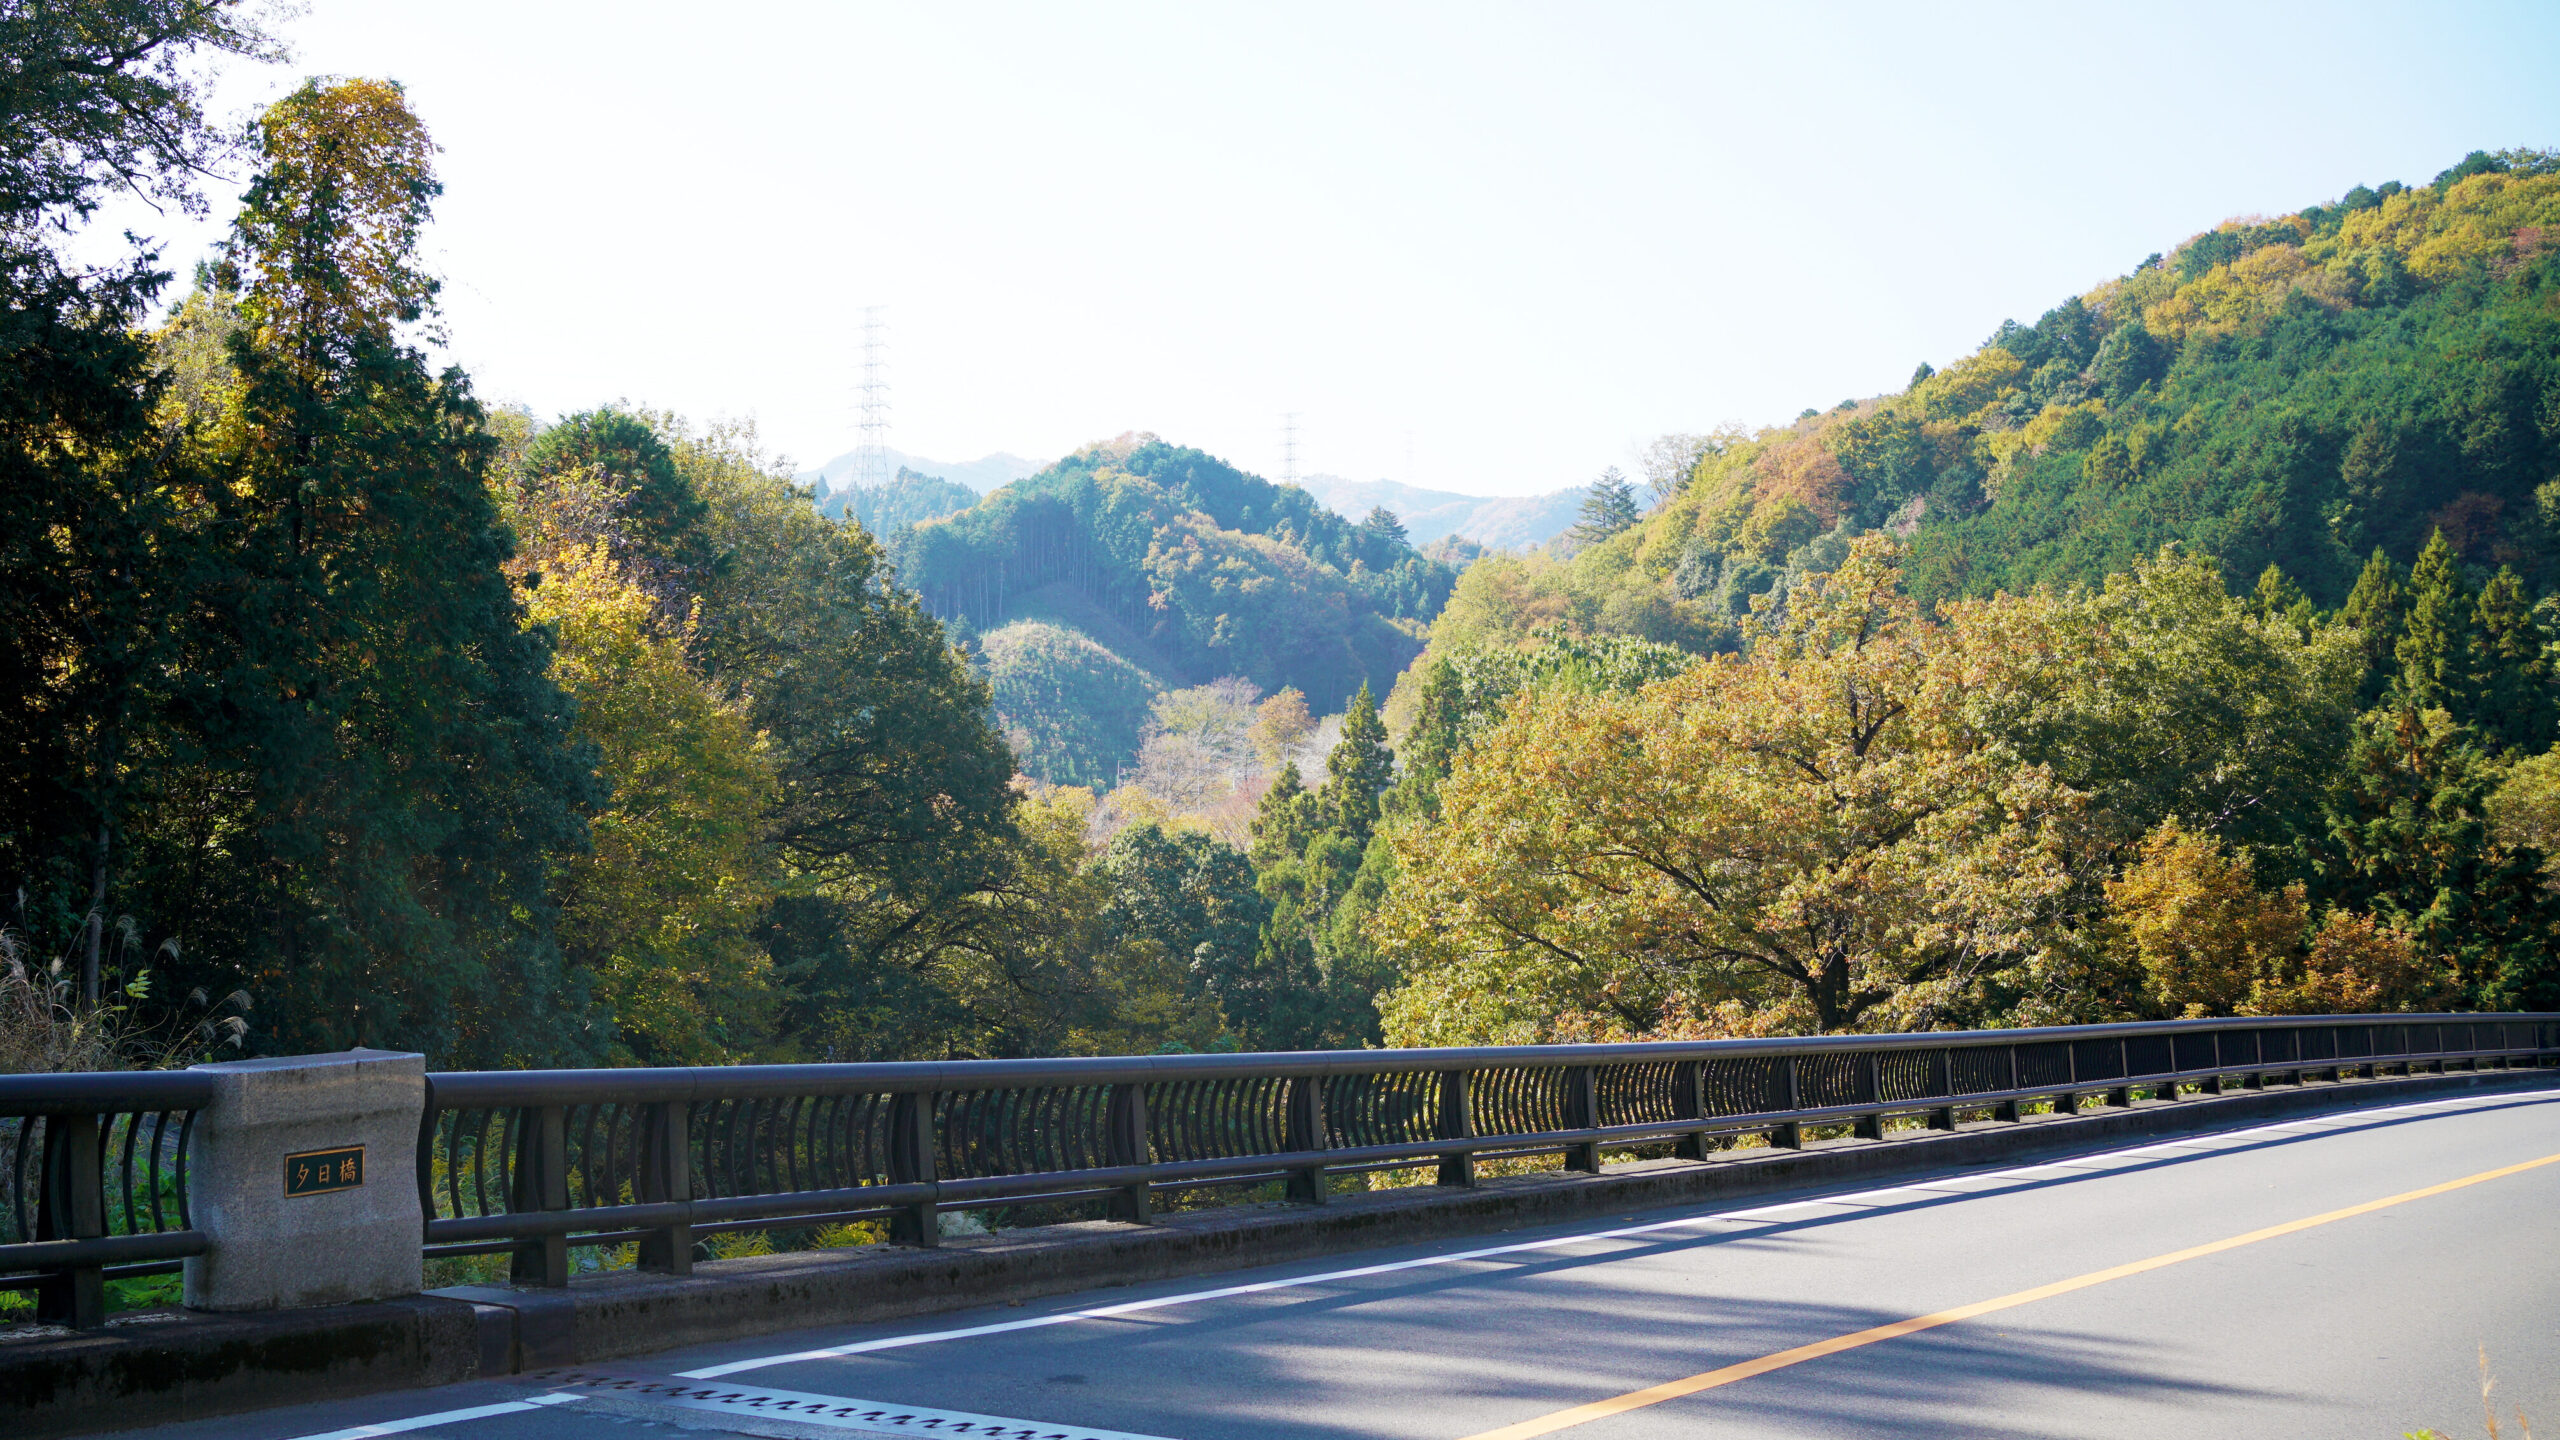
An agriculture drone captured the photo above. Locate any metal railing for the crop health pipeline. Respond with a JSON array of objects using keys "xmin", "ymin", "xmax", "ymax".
[
  {"xmin": 0, "ymin": 1071, "xmax": 210, "ymax": 1327},
  {"xmin": 417, "ymin": 1012, "xmax": 2560, "ymax": 1286}
]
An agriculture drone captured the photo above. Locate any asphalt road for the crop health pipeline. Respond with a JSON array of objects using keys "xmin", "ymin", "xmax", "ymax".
[{"xmin": 101, "ymin": 1087, "xmax": 2560, "ymax": 1440}]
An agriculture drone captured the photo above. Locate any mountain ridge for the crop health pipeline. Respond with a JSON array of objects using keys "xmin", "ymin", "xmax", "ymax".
[
  {"xmin": 1293, "ymin": 473, "xmax": 1587, "ymax": 551},
  {"xmin": 798, "ymin": 447, "xmax": 1047, "ymax": 495}
]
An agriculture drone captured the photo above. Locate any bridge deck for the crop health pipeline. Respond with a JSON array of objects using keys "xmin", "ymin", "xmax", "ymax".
[{"xmin": 100, "ymin": 1087, "xmax": 2560, "ymax": 1440}]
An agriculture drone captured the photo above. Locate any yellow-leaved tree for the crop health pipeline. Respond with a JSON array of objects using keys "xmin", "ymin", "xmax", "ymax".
[
  {"xmin": 2105, "ymin": 818, "xmax": 2455, "ymax": 1018},
  {"xmin": 526, "ymin": 545, "xmax": 780, "ymax": 1064},
  {"xmin": 1373, "ymin": 536, "xmax": 2084, "ymax": 1041}
]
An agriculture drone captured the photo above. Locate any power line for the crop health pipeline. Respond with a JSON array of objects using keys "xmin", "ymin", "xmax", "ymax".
[{"xmin": 855, "ymin": 306, "xmax": 891, "ymax": 490}]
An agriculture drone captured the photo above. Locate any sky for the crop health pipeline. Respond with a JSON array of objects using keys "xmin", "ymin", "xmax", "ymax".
[{"xmin": 105, "ymin": 1, "xmax": 2560, "ymax": 497}]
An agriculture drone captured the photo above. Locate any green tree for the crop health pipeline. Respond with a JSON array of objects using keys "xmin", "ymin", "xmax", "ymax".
[
  {"xmin": 153, "ymin": 80, "xmax": 602, "ymax": 1061},
  {"xmin": 2471, "ymin": 565, "xmax": 2553, "ymax": 753},
  {"xmin": 0, "ymin": 1, "xmax": 280, "ymax": 1008},
  {"xmin": 1097, "ymin": 823, "xmax": 1287, "ymax": 1045},
  {"xmin": 1249, "ymin": 762, "xmax": 1319, "ymax": 868},
  {"xmin": 1569, "ymin": 467, "xmax": 1641, "ymax": 546},
  {"xmin": 1376, "ymin": 538, "xmax": 2084, "ymax": 1040},
  {"xmin": 522, "ymin": 408, "xmax": 712, "ymax": 574},
  {"xmin": 2323, "ymin": 705, "xmax": 2556, "ymax": 1008},
  {"xmin": 1384, "ymin": 658, "xmax": 1464, "ymax": 822},
  {"xmin": 2395, "ymin": 530, "xmax": 2473, "ymax": 714},
  {"xmin": 1317, "ymin": 682, "xmax": 1393, "ymax": 847},
  {"xmin": 2339, "ymin": 548, "xmax": 2409, "ymax": 709},
  {"xmin": 1360, "ymin": 505, "xmax": 1408, "ymax": 548}
]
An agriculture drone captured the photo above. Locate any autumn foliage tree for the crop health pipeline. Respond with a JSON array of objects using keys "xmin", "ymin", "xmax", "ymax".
[
  {"xmin": 1375, "ymin": 537, "xmax": 2084, "ymax": 1041},
  {"xmin": 2106, "ymin": 819, "xmax": 2452, "ymax": 1017}
]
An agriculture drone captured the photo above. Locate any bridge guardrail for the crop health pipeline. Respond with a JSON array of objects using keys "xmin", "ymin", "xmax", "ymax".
[
  {"xmin": 414, "ymin": 1012, "xmax": 2560, "ymax": 1287},
  {"xmin": 0, "ymin": 1070, "xmax": 213, "ymax": 1328}
]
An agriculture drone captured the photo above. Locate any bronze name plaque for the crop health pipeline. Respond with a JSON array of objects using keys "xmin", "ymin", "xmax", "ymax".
[{"xmin": 284, "ymin": 1145, "xmax": 365, "ymax": 1197}]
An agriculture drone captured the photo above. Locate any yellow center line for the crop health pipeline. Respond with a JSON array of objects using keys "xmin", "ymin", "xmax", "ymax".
[{"xmin": 1455, "ymin": 1150, "xmax": 2560, "ymax": 1440}]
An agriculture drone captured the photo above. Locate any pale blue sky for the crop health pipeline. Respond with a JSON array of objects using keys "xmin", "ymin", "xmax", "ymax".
[{"xmin": 121, "ymin": 2, "xmax": 2560, "ymax": 496}]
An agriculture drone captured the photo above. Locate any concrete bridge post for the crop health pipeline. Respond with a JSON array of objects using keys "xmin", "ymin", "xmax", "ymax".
[{"xmin": 182, "ymin": 1049, "xmax": 425, "ymax": 1312}]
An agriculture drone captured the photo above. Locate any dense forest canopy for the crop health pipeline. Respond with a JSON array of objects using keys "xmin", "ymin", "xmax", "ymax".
[
  {"xmin": 4, "ymin": 15, "xmax": 2554, "ymax": 1084},
  {"xmin": 1557, "ymin": 148, "xmax": 2560, "ymax": 632}
]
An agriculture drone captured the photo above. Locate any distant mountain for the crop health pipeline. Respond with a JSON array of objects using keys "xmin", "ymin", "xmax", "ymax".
[
  {"xmin": 798, "ymin": 448, "xmax": 1047, "ymax": 496},
  {"xmin": 1293, "ymin": 474, "xmax": 1587, "ymax": 551},
  {"xmin": 819, "ymin": 467, "xmax": 978, "ymax": 535}
]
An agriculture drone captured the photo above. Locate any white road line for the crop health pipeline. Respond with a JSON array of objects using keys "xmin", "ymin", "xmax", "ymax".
[
  {"xmin": 280, "ymin": 1392, "xmax": 585, "ymax": 1440},
  {"xmin": 682, "ymin": 1087, "xmax": 2548, "ymax": 1379}
]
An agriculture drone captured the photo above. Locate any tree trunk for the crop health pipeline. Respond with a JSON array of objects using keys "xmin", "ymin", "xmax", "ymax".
[{"xmin": 83, "ymin": 817, "xmax": 108, "ymax": 1009}]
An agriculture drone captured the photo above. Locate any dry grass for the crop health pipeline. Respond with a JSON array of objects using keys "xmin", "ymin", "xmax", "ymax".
[
  {"xmin": 0, "ymin": 915, "xmax": 247, "ymax": 1074},
  {"xmin": 2406, "ymin": 1347, "xmax": 2535, "ymax": 1439}
]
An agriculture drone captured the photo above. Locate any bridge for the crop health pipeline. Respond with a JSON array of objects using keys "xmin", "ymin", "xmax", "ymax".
[{"xmin": 5, "ymin": 1014, "xmax": 2554, "ymax": 1438}]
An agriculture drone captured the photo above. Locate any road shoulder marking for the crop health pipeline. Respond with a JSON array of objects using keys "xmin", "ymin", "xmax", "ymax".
[{"xmin": 281, "ymin": 1391, "xmax": 584, "ymax": 1440}]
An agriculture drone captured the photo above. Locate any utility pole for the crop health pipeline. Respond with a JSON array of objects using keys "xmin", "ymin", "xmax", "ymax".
[
  {"xmin": 855, "ymin": 306, "xmax": 891, "ymax": 490},
  {"xmin": 1281, "ymin": 412, "xmax": 1300, "ymax": 486}
]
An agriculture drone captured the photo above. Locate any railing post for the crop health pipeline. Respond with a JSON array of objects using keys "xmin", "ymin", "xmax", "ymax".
[
  {"xmin": 887, "ymin": 1089, "xmax": 939, "ymax": 1245},
  {"xmin": 1435, "ymin": 1069, "xmax": 1476, "ymax": 1186},
  {"xmin": 1997, "ymin": 1045, "xmax": 2022, "ymax": 1122},
  {"xmin": 1671, "ymin": 1060, "xmax": 1709, "ymax": 1159},
  {"xmin": 1284, "ymin": 1075, "xmax": 1329, "ymax": 1204},
  {"xmin": 35, "ymin": 1113, "xmax": 105, "ymax": 1329},
  {"xmin": 1563, "ymin": 1066, "xmax": 1600, "ymax": 1172},
  {"xmin": 1928, "ymin": 1048, "xmax": 1957, "ymax": 1131},
  {"xmin": 2202, "ymin": 1032, "xmax": 2224, "ymax": 1094},
  {"xmin": 637, "ymin": 1100, "xmax": 694, "ymax": 1273},
  {"xmin": 511, "ymin": 1105, "xmax": 570, "ymax": 1286},
  {"xmin": 1773, "ymin": 1055, "xmax": 1805, "ymax": 1149},
  {"xmin": 1852, "ymin": 1053, "xmax": 1884, "ymax": 1140},
  {"xmin": 2109, "ymin": 1037, "xmax": 2133, "ymax": 1108},
  {"xmin": 1105, "ymin": 1083, "xmax": 1152, "ymax": 1223}
]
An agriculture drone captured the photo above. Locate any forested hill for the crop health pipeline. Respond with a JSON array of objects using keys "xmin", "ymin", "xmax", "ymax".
[
  {"xmin": 1588, "ymin": 149, "xmax": 2560, "ymax": 621},
  {"xmin": 893, "ymin": 435, "xmax": 1455, "ymax": 783},
  {"xmin": 818, "ymin": 466, "xmax": 976, "ymax": 534}
]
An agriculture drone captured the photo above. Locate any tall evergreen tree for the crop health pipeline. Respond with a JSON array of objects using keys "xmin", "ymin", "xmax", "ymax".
[
  {"xmin": 1249, "ymin": 761, "xmax": 1317, "ymax": 868},
  {"xmin": 169, "ymin": 79, "xmax": 602, "ymax": 1061},
  {"xmin": 2394, "ymin": 530, "xmax": 2473, "ymax": 714},
  {"xmin": 2471, "ymin": 565, "xmax": 2553, "ymax": 753},
  {"xmin": 1318, "ymin": 682, "xmax": 1394, "ymax": 847},
  {"xmin": 2324, "ymin": 706, "xmax": 2556, "ymax": 1007},
  {"xmin": 1384, "ymin": 658, "xmax": 1465, "ymax": 823},
  {"xmin": 2339, "ymin": 547, "xmax": 2409, "ymax": 709},
  {"xmin": 1569, "ymin": 467, "xmax": 1642, "ymax": 546}
]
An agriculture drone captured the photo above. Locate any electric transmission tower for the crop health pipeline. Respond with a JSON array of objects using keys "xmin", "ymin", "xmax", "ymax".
[
  {"xmin": 1281, "ymin": 412, "xmax": 1300, "ymax": 486},
  {"xmin": 854, "ymin": 306, "xmax": 891, "ymax": 491}
]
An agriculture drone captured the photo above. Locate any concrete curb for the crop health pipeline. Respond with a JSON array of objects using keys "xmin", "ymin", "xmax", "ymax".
[
  {"xmin": 11, "ymin": 1067, "xmax": 2555, "ymax": 1437},
  {"xmin": 0, "ymin": 1296, "xmax": 480, "ymax": 1439}
]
